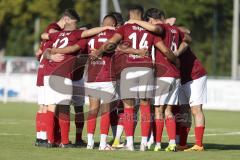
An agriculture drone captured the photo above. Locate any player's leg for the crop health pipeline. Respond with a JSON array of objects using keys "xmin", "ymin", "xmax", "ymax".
[
  {"xmin": 57, "ymin": 104, "xmax": 71, "ymax": 147},
  {"xmin": 87, "ymin": 97, "xmax": 100, "ymax": 149},
  {"xmin": 139, "ymin": 99, "xmax": 151, "ymax": 151},
  {"xmin": 112, "ymin": 100, "xmax": 125, "ymax": 148},
  {"xmin": 122, "ymin": 99, "xmax": 135, "ymax": 151},
  {"xmin": 74, "ymin": 105, "xmax": 85, "ymax": 146},
  {"xmin": 154, "ymin": 105, "xmax": 164, "ymax": 151},
  {"xmin": 184, "ymin": 76, "xmax": 207, "ymax": 151},
  {"xmin": 99, "ymin": 102, "xmax": 113, "ymax": 150},
  {"xmin": 177, "ymin": 104, "xmax": 192, "ymax": 151},
  {"xmin": 72, "ymin": 79, "xmax": 86, "ymax": 146},
  {"xmin": 165, "ymin": 105, "xmax": 177, "ymax": 151}
]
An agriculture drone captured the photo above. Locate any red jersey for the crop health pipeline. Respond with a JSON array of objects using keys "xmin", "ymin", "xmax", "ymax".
[
  {"xmin": 87, "ymin": 29, "xmax": 116, "ymax": 82},
  {"xmin": 36, "ymin": 23, "xmax": 62, "ymax": 86},
  {"xmin": 179, "ymin": 48, "xmax": 207, "ymax": 84},
  {"xmin": 40, "ymin": 23, "xmax": 62, "ymax": 52},
  {"xmin": 115, "ymin": 23, "xmax": 161, "ymax": 72},
  {"xmin": 154, "ymin": 24, "xmax": 184, "ymax": 78},
  {"xmin": 44, "ymin": 29, "xmax": 84, "ymax": 79}
]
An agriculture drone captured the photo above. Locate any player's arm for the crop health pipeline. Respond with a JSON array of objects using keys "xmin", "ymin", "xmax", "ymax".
[
  {"xmin": 40, "ymin": 28, "xmax": 59, "ymax": 40},
  {"xmin": 127, "ymin": 20, "xmax": 163, "ymax": 35},
  {"xmin": 42, "ymin": 49, "xmax": 64, "ymax": 62},
  {"xmin": 154, "ymin": 41, "xmax": 180, "ymax": 68},
  {"xmin": 174, "ymin": 27, "xmax": 192, "ymax": 56},
  {"xmin": 81, "ymin": 26, "xmax": 115, "ymax": 38},
  {"xmin": 93, "ymin": 33, "xmax": 122, "ymax": 57},
  {"xmin": 165, "ymin": 17, "xmax": 176, "ymax": 26},
  {"xmin": 51, "ymin": 45, "xmax": 81, "ymax": 54},
  {"xmin": 41, "ymin": 33, "xmax": 49, "ymax": 40},
  {"xmin": 116, "ymin": 44, "xmax": 148, "ymax": 57}
]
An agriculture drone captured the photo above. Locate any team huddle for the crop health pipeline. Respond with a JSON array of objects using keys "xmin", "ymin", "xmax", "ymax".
[{"xmin": 35, "ymin": 5, "xmax": 207, "ymax": 152}]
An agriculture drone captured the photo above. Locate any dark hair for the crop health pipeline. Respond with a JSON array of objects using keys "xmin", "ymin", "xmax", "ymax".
[
  {"xmin": 62, "ymin": 8, "xmax": 80, "ymax": 22},
  {"xmin": 144, "ymin": 8, "xmax": 165, "ymax": 21},
  {"xmin": 127, "ymin": 4, "xmax": 144, "ymax": 15},
  {"xmin": 109, "ymin": 12, "xmax": 124, "ymax": 25},
  {"xmin": 103, "ymin": 14, "xmax": 117, "ymax": 26}
]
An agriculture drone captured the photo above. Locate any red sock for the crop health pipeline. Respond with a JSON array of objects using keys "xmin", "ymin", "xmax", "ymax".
[
  {"xmin": 75, "ymin": 112, "xmax": 84, "ymax": 141},
  {"xmin": 87, "ymin": 114, "xmax": 97, "ymax": 134},
  {"xmin": 100, "ymin": 112, "xmax": 110, "ymax": 135},
  {"xmin": 140, "ymin": 104, "xmax": 151, "ymax": 137},
  {"xmin": 123, "ymin": 108, "xmax": 134, "ymax": 136},
  {"xmin": 179, "ymin": 126, "xmax": 190, "ymax": 146},
  {"xmin": 165, "ymin": 117, "xmax": 176, "ymax": 140},
  {"xmin": 59, "ymin": 111, "xmax": 70, "ymax": 144},
  {"xmin": 54, "ymin": 116, "xmax": 61, "ymax": 144},
  {"xmin": 155, "ymin": 119, "xmax": 164, "ymax": 143},
  {"xmin": 46, "ymin": 111, "xmax": 55, "ymax": 143},
  {"xmin": 36, "ymin": 112, "xmax": 41, "ymax": 134},
  {"xmin": 41, "ymin": 113, "xmax": 48, "ymax": 133},
  {"xmin": 195, "ymin": 126, "xmax": 205, "ymax": 147}
]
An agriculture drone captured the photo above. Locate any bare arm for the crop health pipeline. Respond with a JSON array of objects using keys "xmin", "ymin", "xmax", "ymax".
[
  {"xmin": 174, "ymin": 42, "xmax": 189, "ymax": 57},
  {"xmin": 127, "ymin": 20, "xmax": 163, "ymax": 35},
  {"xmin": 81, "ymin": 26, "xmax": 115, "ymax": 38},
  {"xmin": 154, "ymin": 41, "xmax": 180, "ymax": 68},
  {"xmin": 42, "ymin": 49, "xmax": 64, "ymax": 62},
  {"xmin": 93, "ymin": 33, "xmax": 122, "ymax": 57},
  {"xmin": 51, "ymin": 45, "xmax": 81, "ymax": 54},
  {"xmin": 116, "ymin": 45, "xmax": 148, "ymax": 57},
  {"xmin": 41, "ymin": 33, "xmax": 49, "ymax": 40}
]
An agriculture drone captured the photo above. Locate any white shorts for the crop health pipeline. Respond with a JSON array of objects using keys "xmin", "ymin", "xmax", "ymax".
[
  {"xmin": 179, "ymin": 75, "xmax": 207, "ymax": 106},
  {"xmin": 37, "ymin": 86, "xmax": 45, "ymax": 105},
  {"xmin": 72, "ymin": 79, "xmax": 85, "ymax": 106},
  {"xmin": 154, "ymin": 77, "xmax": 180, "ymax": 106},
  {"xmin": 120, "ymin": 67, "xmax": 155, "ymax": 99},
  {"xmin": 84, "ymin": 81, "xmax": 118, "ymax": 103},
  {"xmin": 44, "ymin": 75, "xmax": 73, "ymax": 105}
]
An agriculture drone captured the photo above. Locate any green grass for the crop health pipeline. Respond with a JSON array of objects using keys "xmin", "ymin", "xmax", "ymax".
[{"xmin": 0, "ymin": 102, "xmax": 240, "ymax": 160}]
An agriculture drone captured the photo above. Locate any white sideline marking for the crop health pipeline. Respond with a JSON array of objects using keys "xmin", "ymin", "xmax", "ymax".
[{"xmin": 0, "ymin": 133, "xmax": 21, "ymax": 136}]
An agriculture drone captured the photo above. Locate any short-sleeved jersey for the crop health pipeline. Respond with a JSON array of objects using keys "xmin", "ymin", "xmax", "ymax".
[
  {"xmin": 44, "ymin": 29, "xmax": 84, "ymax": 79},
  {"xmin": 115, "ymin": 23, "xmax": 161, "ymax": 72},
  {"xmin": 154, "ymin": 24, "xmax": 184, "ymax": 78},
  {"xmin": 179, "ymin": 48, "xmax": 207, "ymax": 84},
  {"xmin": 40, "ymin": 22, "xmax": 62, "ymax": 52},
  {"xmin": 87, "ymin": 29, "xmax": 116, "ymax": 82},
  {"xmin": 36, "ymin": 22, "xmax": 62, "ymax": 86}
]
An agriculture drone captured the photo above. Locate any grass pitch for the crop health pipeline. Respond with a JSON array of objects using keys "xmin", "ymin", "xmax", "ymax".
[{"xmin": 0, "ymin": 102, "xmax": 240, "ymax": 160}]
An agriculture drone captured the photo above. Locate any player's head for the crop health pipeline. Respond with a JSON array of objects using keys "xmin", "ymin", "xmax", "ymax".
[
  {"xmin": 109, "ymin": 12, "xmax": 124, "ymax": 27},
  {"xmin": 61, "ymin": 8, "xmax": 80, "ymax": 29},
  {"xmin": 102, "ymin": 14, "xmax": 117, "ymax": 27},
  {"xmin": 127, "ymin": 4, "xmax": 144, "ymax": 20},
  {"xmin": 144, "ymin": 8, "xmax": 165, "ymax": 23}
]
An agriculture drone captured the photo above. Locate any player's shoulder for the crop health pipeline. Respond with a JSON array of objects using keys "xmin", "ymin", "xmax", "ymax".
[{"xmin": 46, "ymin": 22, "xmax": 61, "ymax": 32}]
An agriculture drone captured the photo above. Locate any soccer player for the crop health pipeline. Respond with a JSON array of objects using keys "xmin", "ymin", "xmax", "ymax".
[
  {"xmin": 41, "ymin": 8, "xmax": 119, "ymax": 148},
  {"xmin": 176, "ymin": 46, "xmax": 207, "ymax": 152},
  {"xmin": 136, "ymin": 8, "xmax": 191, "ymax": 152},
  {"xmin": 35, "ymin": 16, "xmax": 65, "ymax": 147},
  {"xmin": 92, "ymin": 4, "xmax": 179, "ymax": 151}
]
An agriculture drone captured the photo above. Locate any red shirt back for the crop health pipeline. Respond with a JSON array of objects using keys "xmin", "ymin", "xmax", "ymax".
[
  {"xmin": 115, "ymin": 23, "xmax": 161, "ymax": 72},
  {"xmin": 87, "ymin": 29, "xmax": 116, "ymax": 82},
  {"xmin": 45, "ymin": 29, "xmax": 83, "ymax": 79},
  {"xmin": 180, "ymin": 48, "xmax": 207, "ymax": 84},
  {"xmin": 154, "ymin": 24, "xmax": 184, "ymax": 78}
]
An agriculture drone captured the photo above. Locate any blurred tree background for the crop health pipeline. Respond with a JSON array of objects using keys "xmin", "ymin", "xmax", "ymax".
[{"xmin": 0, "ymin": 0, "xmax": 236, "ymax": 76}]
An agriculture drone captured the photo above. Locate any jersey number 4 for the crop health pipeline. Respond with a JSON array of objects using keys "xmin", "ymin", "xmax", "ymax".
[{"xmin": 128, "ymin": 32, "xmax": 149, "ymax": 49}]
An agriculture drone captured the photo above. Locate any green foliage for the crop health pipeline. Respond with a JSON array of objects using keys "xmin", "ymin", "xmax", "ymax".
[{"xmin": 0, "ymin": 0, "xmax": 235, "ymax": 76}]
